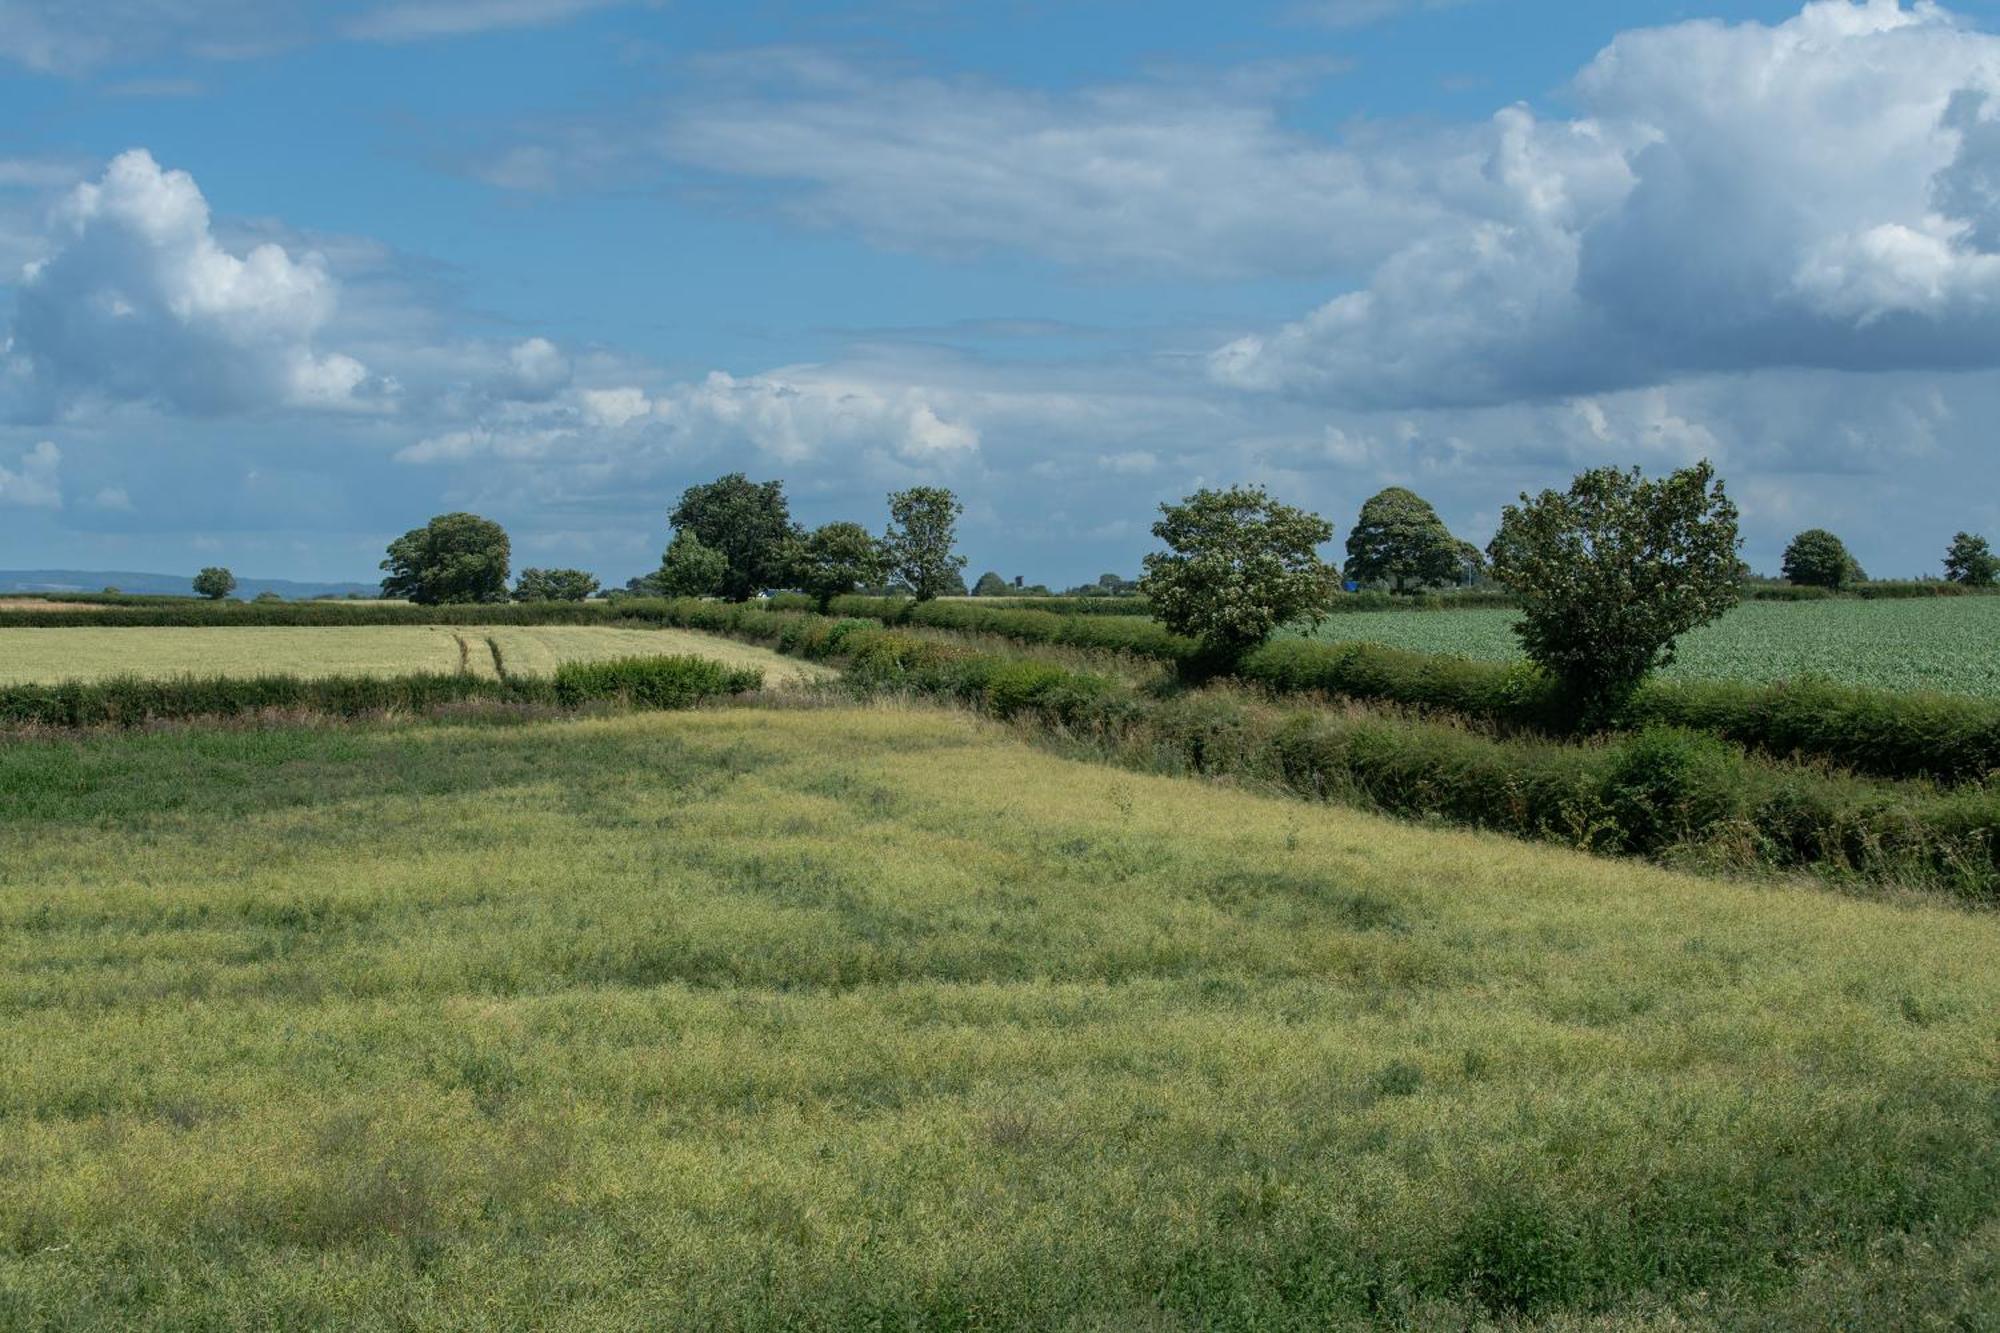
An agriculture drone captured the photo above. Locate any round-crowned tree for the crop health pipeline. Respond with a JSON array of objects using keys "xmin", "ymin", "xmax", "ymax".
[
  {"xmin": 1491, "ymin": 461, "xmax": 1740, "ymax": 722},
  {"xmin": 380, "ymin": 512, "xmax": 511, "ymax": 604},
  {"xmin": 669, "ymin": 474, "xmax": 798, "ymax": 601},
  {"xmin": 791, "ymin": 521, "xmax": 888, "ymax": 612},
  {"xmin": 1140, "ymin": 485, "xmax": 1338, "ymax": 659},
  {"xmin": 1944, "ymin": 531, "xmax": 1998, "ymax": 586},
  {"xmin": 1781, "ymin": 529, "xmax": 1859, "ymax": 590},
  {"xmin": 192, "ymin": 566, "xmax": 236, "ymax": 600},
  {"xmin": 1344, "ymin": 487, "xmax": 1462, "ymax": 592}
]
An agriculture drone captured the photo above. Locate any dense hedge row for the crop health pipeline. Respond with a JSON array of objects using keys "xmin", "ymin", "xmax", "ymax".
[
  {"xmin": 14, "ymin": 590, "xmax": 1999, "ymax": 784},
  {"xmin": 0, "ymin": 654, "xmax": 760, "ymax": 729},
  {"xmin": 635, "ymin": 601, "xmax": 2000, "ymax": 900},
  {"xmin": 1238, "ymin": 641, "xmax": 2000, "ymax": 784},
  {"xmin": 794, "ymin": 599, "xmax": 2000, "ymax": 785}
]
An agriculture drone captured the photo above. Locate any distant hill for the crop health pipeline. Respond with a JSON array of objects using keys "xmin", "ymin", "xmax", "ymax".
[{"xmin": 0, "ymin": 569, "xmax": 378, "ymax": 601}]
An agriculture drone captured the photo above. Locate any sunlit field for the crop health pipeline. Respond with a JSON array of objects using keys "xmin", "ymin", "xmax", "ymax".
[
  {"xmin": 1296, "ymin": 596, "xmax": 2000, "ymax": 697},
  {"xmin": 0, "ymin": 625, "xmax": 832, "ymax": 687},
  {"xmin": 2, "ymin": 706, "xmax": 1995, "ymax": 1329}
]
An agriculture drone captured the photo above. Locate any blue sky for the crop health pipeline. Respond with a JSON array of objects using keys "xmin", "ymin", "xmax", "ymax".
[{"xmin": 3, "ymin": 0, "xmax": 2000, "ymax": 586}]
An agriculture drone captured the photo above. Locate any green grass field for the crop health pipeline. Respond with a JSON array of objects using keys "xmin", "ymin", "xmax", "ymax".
[
  {"xmin": 0, "ymin": 625, "xmax": 832, "ymax": 687},
  {"xmin": 1296, "ymin": 597, "xmax": 2000, "ymax": 697},
  {"xmin": 2, "ymin": 707, "xmax": 1995, "ymax": 1329}
]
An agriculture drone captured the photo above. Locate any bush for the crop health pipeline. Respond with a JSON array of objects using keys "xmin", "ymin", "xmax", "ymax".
[
  {"xmin": 1490, "ymin": 461, "xmax": 1741, "ymax": 720},
  {"xmin": 551, "ymin": 656, "xmax": 761, "ymax": 708}
]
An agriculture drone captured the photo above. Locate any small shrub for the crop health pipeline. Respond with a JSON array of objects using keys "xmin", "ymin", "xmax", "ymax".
[{"xmin": 551, "ymin": 656, "xmax": 760, "ymax": 708}]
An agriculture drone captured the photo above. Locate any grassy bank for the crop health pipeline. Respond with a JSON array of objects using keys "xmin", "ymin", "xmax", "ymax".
[{"xmin": 1, "ymin": 706, "xmax": 1996, "ymax": 1329}]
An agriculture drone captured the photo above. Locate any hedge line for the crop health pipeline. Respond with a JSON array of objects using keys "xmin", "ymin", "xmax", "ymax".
[
  {"xmin": 631, "ymin": 601, "xmax": 2000, "ymax": 901},
  {"xmin": 803, "ymin": 599, "xmax": 2000, "ymax": 785},
  {"xmin": 0, "ymin": 654, "xmax": 761, "ymax": 729}
]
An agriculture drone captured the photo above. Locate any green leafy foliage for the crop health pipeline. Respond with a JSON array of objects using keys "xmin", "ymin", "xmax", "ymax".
[
  {"xmin": 790, "ymin": 521, "xmax": 888, "ymax": 612},
  {"xmin": 1140, "ymin": 485, "xmax": 1338, "ymax": 657},
  {"xmin": 655, "ymin": 530, "xmax": 730, "ymax": 598},
  {"xmin": 883, "ymin": 486, "xmax": 967, "ymax": 602},
  {"xmin": 1944, "ymin": 531, "xmax": 1998, "ymax": 586},
  {"xmin": 1781, "ymin": 528, "xmax": 1861, "ymax": 590},
  {"xmin": 1491, "ymin": 462, "xmax": 1741, "ymax": 721},
  {"xmin": 669, "ymin": 474, "xmax": 798, "ymax": 601},
  {"xmin": 191, "ymin": 567, "xmax": 236, "ymax": 600},
  {"xmin": 1343, "ymin": 487, "xmax": 1462, "ymax": 592},
  {"xmin": 380, "ymin": 512, "xmax": 511, "ymax": 605},
  {"xmin": 512, "ymin": 567, "xmax": 599, "ymax": 602},
  {"xmin": 550, "ymin": 654, "xmax": 761, "ymax": 707}
]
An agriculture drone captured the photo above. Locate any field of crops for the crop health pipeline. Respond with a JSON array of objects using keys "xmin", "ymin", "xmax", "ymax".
[
  {"xmin": 1295, "ymin": 597, "xmax": 2000, "ymax": 697},
  {"xmin": 0, "ymin": 625, "xmax": 832, "ymax": 687},
  {"xmin": 4, "ymin": 705, "xmax": 1997, "ymax": 1328}
]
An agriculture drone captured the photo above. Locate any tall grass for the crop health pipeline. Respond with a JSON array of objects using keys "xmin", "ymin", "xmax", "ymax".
[{"xmin": 2, "ymin": 707, "xmax": 1996, "ymax": 1327}]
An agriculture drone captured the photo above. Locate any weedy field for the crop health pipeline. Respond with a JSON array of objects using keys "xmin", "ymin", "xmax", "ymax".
[
  {"xmin": 2, "ymin": 707, "xmax": 1996, "ymax": 1329},
  {"xmin": 1295, "ymin": 596, "xmax": 2000, "ymax": 697},
  {"xmin": 0, "ymin": 624, "xmax": 831, "ymax": 687}
]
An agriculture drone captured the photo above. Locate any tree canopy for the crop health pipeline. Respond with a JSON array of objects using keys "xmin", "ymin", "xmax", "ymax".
[
  {"xmin": 656, "ymin": 530, "xmax": 730, "ymax": 598},
  {"xmin": 791, "ymin": 521, "xmax": 888, "ymax": 611},
  {"xmin": 1140, "ymin": 485, "xmax": 1337, "ymax": 657},
  {"xmin": 380, "ymin": 512, "xmax": 511, "ymax": 605},
  {"xmin": 1781, "ymin": 529, "xmax": 1861, "ymax": 590},
  {"xmin": 884, "ymin": 486, "xmax": 967, "ymax": 603},
  {"xmin": 192, "ymin": 567, "xmax": 236, "ymax": 601},
  {"xmin": 668, "ymin": 474, "xmax": 799, "ymax": 601},
  {"xmin": 1944, "ymin": 531, "xmax": 1998, "ymax": 587},
  {"xmin": 1491, "ymin": 461, "xmax": 1741, "ymax": 720},
  {"xmin": 1343, "ymin": 487, "xmax": 1462, "ymax": 592},
  {"xmin": 513, "ymin": 567, "xmax": 599, "ymax": 602}
]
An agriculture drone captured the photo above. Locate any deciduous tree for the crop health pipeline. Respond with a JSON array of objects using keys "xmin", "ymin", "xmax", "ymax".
[
  {"xmin": 791, "ymin": 521, "xmax": 888, "ymax": 611},
  {"xmin": 1491, "ymin": 461, "xmax": 1740, "ymax": 721},
  {"xmin": 669, "ymin": 474, "xmax": 799, "ymax": 601},
  {"xmin": 884, "ymin": 486, "xmax": 967, "ymax": 602},
  {"xmin": 1140, "ymin": 485, "xmax": 1338, "ymax": 657},
  {"xmin": 192, "ymin": 566, "xmax": 236, "ymax": 600},
  {"xmin": 1343, "ymin": 487, "xmax": 1461, "ymax": 592},
  {"xmin": 379, "ymin": 512, "xmax": 511, "ymax": 604}
]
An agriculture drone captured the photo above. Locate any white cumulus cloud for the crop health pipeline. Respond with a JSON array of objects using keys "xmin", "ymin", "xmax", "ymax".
[
  {"xmin": 1214, "ymin": 1, "xmax": 2000, "ymax": 405},
  {"xmin": 7, "ymin": 149, "xmax": 376, "ymax": 417}
]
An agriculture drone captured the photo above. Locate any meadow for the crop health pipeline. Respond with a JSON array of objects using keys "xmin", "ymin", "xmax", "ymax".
[
  {"xmin": 1294, "ymin": 596, "xmax": 2000, "ymax": 697},
  {"xmin": 2, "ymin": 706, "xmax": 1997, "ymax": 1329},
  {"xmin": 0, "ymin": 624, "xmax": 831, "ymax": 687}
]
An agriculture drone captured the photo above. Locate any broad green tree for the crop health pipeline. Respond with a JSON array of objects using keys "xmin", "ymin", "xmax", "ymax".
[
  {"xmin": 513, "ymin": 567, "xmax": 599, "ymax": 602},
  {"xmin": 1781, "ymin": 529, "xmax": 1860, "ymax": 590},
  {"xmin": 669, "ymin": 474, "xmax": 799, "ymax": 601},
  {"xmin": 1944, "ymin": 531, "xmax": 1998, "ymax": 586},
  {"xmin": 884, "ymin": 486, "xmax": 967, "ymax": 602},
  {"xmin": 791, "ymin": 521, "xmax": 888, "ymax": 611},
  {"xmin": 1343, "ymin": 487, "xmax": 1462, "ymax": 592},
  {"xmin": 192, "ymin": 566, "xmax": 236, "ymax": 600},
  {"xmin": 1491, "ymin": 461, "xmax": 1740, "ymax": 720},
  {"xmin": 379, "ymin": 512, "xmax": 511, "ymax": 604},
  {"xmin": 656, "ymin": 530, "xmax": 730, "ymax": 598},
  {"xmin": 1140, "ymin": 485, "xmax": 1338, "ymax": 657},
  {"xmin": 971, "ymin": 570, "xmax": 1011, "ymax": 597}
]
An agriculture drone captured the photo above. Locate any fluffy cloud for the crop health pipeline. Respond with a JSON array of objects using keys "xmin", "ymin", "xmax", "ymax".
[
  {"xmin": 6, "ymin": 149, "xmax": 375, "ymax": 417},
  {"xmin": 1216, "ymin": 1, "xmax": 2000, "ymax": 405},
  {"xmin": 0, "ymin": 439, "xmax": 61, "ymax": 507},
  {"xmin": 396, "ymin": 365, "xmax": 980, "ymax": 473}
]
